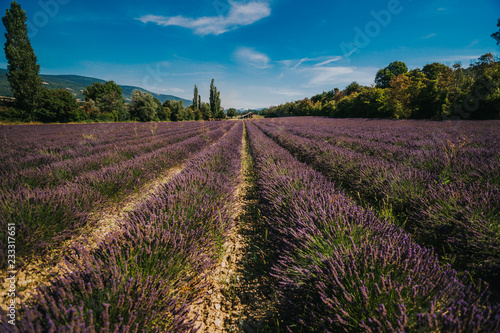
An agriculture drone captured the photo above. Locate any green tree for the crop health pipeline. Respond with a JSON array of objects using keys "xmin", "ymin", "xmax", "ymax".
[
  {"xmin": 405, "ymin": 69, "xmax": 430, "ymax": 118},
  {"xmin": 422, "ymin": 62, "xmax": 452, "ymax": 81},
  {"xmin": 333, "ymin": 87, "xmax": 386, "ymax": 118},
  {"xmin": 215, "ymin": 107, "xmax": 225, "ymax": 120},
  {"xmin": 344, "ymin": 81, "xmax": 363, "ymax": 95},
  {"xmin": 129, "ymin": 89, "xmax": 160, "ymax": 122},
  {"xmin": 209, "ymin": 78, "xmax": 221, "ymax": 120},
  {"xmin": 83, "ymin": 81, "xmax": 127, "ymax": 120},
  {"xmin": 475, "ymin": 52, "xmax": 496, "ymax": 67},
  {"xmin": 157, "ymin": 104, "xmax": 171, "ymax": 121},
  {"xmin": 2, "ymin": 1, "xmax": 43, "ymax": 114},
  {"xmin": 164, "ymin": 99, "xmax": 185, "ymax": 121},
  {"xmin": 193, "ymin": 84, "xmax": 200, "ymax": 111},
  {"xmin": 492, "ymin": 18, "xmax": 500, "ymax": 45},
  {"xmin": 375, "ymin": 61, "xmax": 408, "ymax": 88},
  {"xmin": 34, "ymin": 89, "xmax": 82, "ymax": 123},
  {"xmin": 384, "ymin": 74, "xmax": 412, "ymax": 119},
  {"xmin": 200, "ymin": 102, "xmax": 211, "ymax": 120},
  {"xmin": 226, "ymin": 108, "xmax": 238, "ymax": 118},
  {"xmin": 311, "ymin": 90, "xmax": 336, "ymax": 104},
  {"xmin": 466, "ymin": 55, "xmax": 500, "ymax": 119}
]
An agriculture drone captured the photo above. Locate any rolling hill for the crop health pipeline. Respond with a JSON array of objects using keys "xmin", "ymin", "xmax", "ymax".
[{"xmin": 0, "ymin": 69, "xmax": 192, "ymax": 106}]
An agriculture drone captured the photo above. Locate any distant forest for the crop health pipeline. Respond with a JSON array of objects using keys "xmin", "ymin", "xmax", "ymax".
[{"xmin": 262, "ymin": 53, "xmax": 500, "ymax": 120}]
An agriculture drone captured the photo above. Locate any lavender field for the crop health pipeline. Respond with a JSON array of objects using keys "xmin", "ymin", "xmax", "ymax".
[{"xmin": 1, "ymin": 118, "xmax": 500, "ymax": 332}]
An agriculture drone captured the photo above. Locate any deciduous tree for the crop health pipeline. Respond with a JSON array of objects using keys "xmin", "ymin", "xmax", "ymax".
[
  {"xmin": 164, "ymin": 99, "xmax": 186, "ymax": 121},
  {"xmin": 226, "ymin": 108, "xmax": 238, "ymax": 118},
  {"xmin": 83, "ymin": 81, "xmax": 127, "ymax": 120},
  {"xmin": 34, "ymin": 89, "xmax": 82, "ymax": 123},
  {"xmin": 375, "ymin": 61, "xmax": 408, "ymax": 88},
  {"xmin": 492, "ymin": 18, "xmax": 500, "ymax": 45},
  {"xmin": 130, "ymin": 89, "xmax": 160, "ymax": 122},
  {"xmin": 422, "ymin": 62, "xmax": 452, "ymax": 81}
]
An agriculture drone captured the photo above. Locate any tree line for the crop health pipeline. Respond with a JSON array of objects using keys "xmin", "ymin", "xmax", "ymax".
[
  {"xmin": 1, "ymin": 1, "xmax": 225, "ymax": 123},
  {"xmin": 263, "ymin": 20, "xmax": 500, "ymax": 120},
  {"xmin": 264, "ymin": 54, "xmax": 500, "ymax": 120}
]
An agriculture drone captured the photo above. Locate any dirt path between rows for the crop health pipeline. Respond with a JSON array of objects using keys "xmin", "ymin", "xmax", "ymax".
[
  {"xmin": 192, "ymin": 121, "xmax": 278, "ymax": 332},
  {"xmin": 0, "ymin": 165, "xmax": 184, "ymax": 312}
]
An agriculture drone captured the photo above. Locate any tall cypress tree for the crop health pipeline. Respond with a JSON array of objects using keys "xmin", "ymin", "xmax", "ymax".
[
  {"xmin": 193, "ymin": 84, "xmax": 199, "ymax": 110},
  {"xmin": 209, "ymin": 78, "xmax": 221, "ymax": 120},
  {"xmin": 2, "ymin": 1, "xmax": 43, "ymax": 113},
  {"xmin": 214, "ymin": 90, "xmax": 225, "ymax": 119}
]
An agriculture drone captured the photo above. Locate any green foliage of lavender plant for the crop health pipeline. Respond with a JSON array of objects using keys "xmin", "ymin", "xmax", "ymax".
[
  {"xmin": 246, "ymin": 120, "xmax": 500, "ymax": 332},
  {"xmin": 253, "ymin": 118, "xmax": 500, "ymax": 291},
  {"xmin": 2, "ymin": 122, "xmax": 244, "ymax": 332}
]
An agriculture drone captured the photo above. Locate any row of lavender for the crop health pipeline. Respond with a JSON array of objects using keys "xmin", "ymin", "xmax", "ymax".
[
  {"xmin": 0, "ymin": 122, "xmax": 202, "ymax": 172},
  {"xmin": 0, "ymin": 121, "xmax": 233, "ymax": 268},
  {"xmin": 1, "ymin": 122, "xmax": 244, "ymax": 332},
  {"xmin": 267, "ymin": 118, "xmax": 500, "ymax": 186},
  {"xmin": 246, "ymin": 121, "xmax": 500, "ymax": 331},
  {"xmin": 253, "ymin": 118, "xmax": 500, "ymax": 291},
  {"xmin": 1, "ymin": 122, "xmax": 219, "ymax": 189}
]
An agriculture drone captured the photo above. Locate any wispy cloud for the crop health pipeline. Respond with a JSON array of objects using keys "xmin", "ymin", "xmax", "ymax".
[
  {"xmin": 292, "ymin": 58, "xmax": 310, "ymax": 70},
  {"xmin": 136, "ymin": 1, "xmax": 271, "ymax": 36},
  {"xmin": 468, "ymin": 40, "xmax": 479, "ymax": 47},
  {"xmin": 420, "ymin": 33, "xmax": 437, "ymax": 40},
  {"xmin": 166, "ymin": 87, "xmax": 185, "ymax": 94},
  {"xmin": 271, "ymin": 89, "xmax": 304, "ymax": 97},
  {"xmin": 308, "ymin": 66, "xmax": 377, "ymax": 86},
  {"xmin": 433, "ymin": 55, "xmax": 481, "ymax": 63},
  {"xmin": 315, "ymin": 56, "xmax": 343, "ymax": 66},
  {"xmin": 170, "ymin": 72, "xmax": 214, "ymax": 76},
  {"xmin": 288, "ymin": 56, "xmax": 343, "ymax": 70},
  {"xmin": 234, "ymin": 47, "xmax": 271, "ymax": 69}
]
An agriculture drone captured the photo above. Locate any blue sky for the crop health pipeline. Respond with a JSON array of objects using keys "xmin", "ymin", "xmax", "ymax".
[{"xmin": 1, "ymin": 0, "xmax": 499, "ymax": 109}]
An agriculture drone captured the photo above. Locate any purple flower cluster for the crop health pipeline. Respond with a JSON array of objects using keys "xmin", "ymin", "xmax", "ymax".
[
  {"xmin": 246, "ymin": 121, "xmax": 500, "ymax": 332},
  {"xmin": 253, "ymin": 118, "xmax": 500, "ymax": 290},
  {"xmin": 1, "ymin": 122, "xmax": 219, "ymax": 189},
  {"xmin": 0, "ymin": 121, "xmax": 232, "ymax": 268},
  {"xmin": 1, "ymin": 121, "xmax": 244, "ymax": 332}
]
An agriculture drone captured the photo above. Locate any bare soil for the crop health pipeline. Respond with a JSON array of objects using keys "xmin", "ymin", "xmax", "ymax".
[{"xmin": 191, "ymin": 122, "xmax": 278, "ymax": 332}]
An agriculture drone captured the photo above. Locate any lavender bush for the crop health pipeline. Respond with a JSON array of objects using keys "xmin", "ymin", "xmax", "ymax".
[
  {"xmin": 1, "ymin": 122, "xmax": 244, "ymax": 332},
  {"xmin": 0, "ymin": 122, "xmax": 233, "ymax": 267},
  {"xmin": 246, "ymin": 120, "xmax": 500, "ymax": 332},
  {"xmin": 253, "ymin": 118, "xmax": 500, "ymax": 290}
]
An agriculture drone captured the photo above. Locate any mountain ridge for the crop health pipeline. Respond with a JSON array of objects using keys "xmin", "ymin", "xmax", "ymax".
[{"xmin": 0, "ymin": 69, "xmax": 192, "ymax": 106}]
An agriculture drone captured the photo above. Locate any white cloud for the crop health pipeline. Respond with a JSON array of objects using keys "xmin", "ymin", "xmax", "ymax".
[
  {"xmin": 170, "ymin": 72, "xmax": 214, "ymax": 76},
  {"xmin": 289, "ymin": 56, "xmax": 343, "ymax": 70},
  {"xmin": 271, "ymin": 89, "xmax": 304, "ymax": 97},
  {"xmin": 166, "ymin": 87, "xmax": 185, "ymax": 94},
  {"xmin": 136, "ymin": 1, "xmax": 271, "ymax": 36},
  {"xmin": 292, "ymin": 58, "xmax": 310, "ymax": 70},
  {"xmin": 468, "ymin": 40, "xmax": 479, "ymax": 47},
  {"xmin": 420, "ymin": 33, "xmax": 437, "ymax": 40},
  {"xmin": 234, "ymin": 47, "xmax": 271, "ymax": 69},
  {"xmin": 308, "ymin": 66, "xmax": 377, "ymax": 86},
  {"xmin": 315, "ymin": 56, "xmax": 343, "ymax": 66}
]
